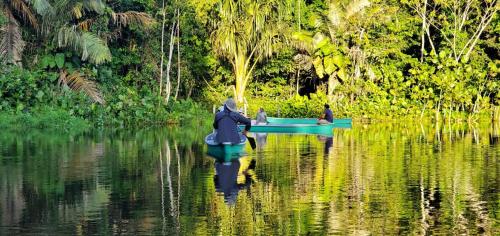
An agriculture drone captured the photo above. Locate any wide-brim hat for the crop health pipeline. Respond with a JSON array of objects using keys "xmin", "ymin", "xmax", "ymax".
[{"xmin": 224, "ymin": 98, "xmax": 237, "ymax": 112}]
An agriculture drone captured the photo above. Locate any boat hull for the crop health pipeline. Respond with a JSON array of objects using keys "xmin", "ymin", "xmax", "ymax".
[
  {"xmin": 205, "ymin": 133, "xmax": 246, "ymax": 162},
  {"xmin": 239, "ymin": 123, "xmax": 334, "ymax": 136},
  {"xmin": 266, "ymin": 117, "xmax": 352, "ymax": 128}
]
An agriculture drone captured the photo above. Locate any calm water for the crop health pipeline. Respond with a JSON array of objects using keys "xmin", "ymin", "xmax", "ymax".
[{"xmin": 0, "ymin": 122, "xmax": 498, "ymax": 235}]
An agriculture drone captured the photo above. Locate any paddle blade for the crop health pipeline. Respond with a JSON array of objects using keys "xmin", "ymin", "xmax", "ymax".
[{"xmin": 247, "ymin": 136, "xmax": 256, "ymax": 149}]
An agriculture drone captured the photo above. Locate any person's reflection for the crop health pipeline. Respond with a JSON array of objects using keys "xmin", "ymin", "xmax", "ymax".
[
  {"xmin": 256, "ymin": 132, "xmax": 268, "ymax": 149},
  {"xmin": 324, "ymin": 137, "xmax": 333, "ymax": 154},
  {"xmin": 213, "ymin": 157, "xmax": 256, "ymax": 205},
  {"xmin": 317, "ymin": 135, "xmax": 333, "ymax": 155}
]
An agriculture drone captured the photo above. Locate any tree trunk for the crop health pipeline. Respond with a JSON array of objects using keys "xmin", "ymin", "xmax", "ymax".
[
  {"xmin": 327, "ymin": 72, "xmax": 340, "ymax": 103},
  {"xmin": 296, "ymin": 69, "xmax": 300, "ymax": 95},
  {"xmin": 165, "ymin": 21, "xmax": 176, "ymax": 104},
  {"xmin": 234, "ymin": 52, "xmax": 248, "ymax": 104},
  {"xmin": 235, "ymin": 78, "xmax": 245, "ymax": 104},
  {"xmin": 158, "ymin": 0, "xmax": 166, "ymax": 100},
  {"xmin": 420, "ymin": 0, "xmax": 427, "ymax": 62},
  {"xmin": 174, "ymin": 8, "xmax": 181, "ymax": 101},
  {"xmin": 187, "ymin": 85, "xmax": 193, "ymax": 99}
]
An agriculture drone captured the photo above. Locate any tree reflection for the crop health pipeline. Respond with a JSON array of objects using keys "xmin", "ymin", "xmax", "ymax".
[{"xmin": 0, "ymin": 121, "xmax": 498, "ymax": 235}]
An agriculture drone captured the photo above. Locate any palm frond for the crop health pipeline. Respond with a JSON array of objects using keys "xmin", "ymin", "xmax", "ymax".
[
  {"xmin": 0, "ymin": 9, "xmax": 25, "ymax": 65},
  {"xmin": 28, "ymin": 0, "xmax": 54, "ymax": 16},
  {"xmin": 82, "ymin": 0, "xmax": 105, "ymax": 14},
  {"xmin": 345, "ymin": 0, "xmax": 371, "ymax": 19},
  {"xmin": 71, "ymin": 2, "xmax": 83, "ymax": 19},
  {"xmin": 57, "ymin": 26, "xmax": 111, "ymax": 64},
  {"xmin": 58, "ymin": 70, "xmax": 105, "ymax": 104},
  {"xmin": 291, "ymin": 31, "xmax": 314, "ymax": 53},
  {"xmin": 9, "ymin": 0, "xmax": 38, "ymax": 28},
  {"xmin": 111, "ymin": 11, "xmax": 154, "ymax": 28},
  {"xmin": 327, "ymin": 2, "xmax": 341, "ymax": 27},
  {"xmin": 77, "ymin": 19, "xmax": 94, "ymax": 31}
]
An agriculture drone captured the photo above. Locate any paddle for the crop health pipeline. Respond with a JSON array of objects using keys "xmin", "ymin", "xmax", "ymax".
[
  {"xmin": 238, "ymin": 125, "xmax": 256, "ymax": 149},
  {"xmin": 245, "ymin": 134, "xmax": 256, "ymax": 150}
]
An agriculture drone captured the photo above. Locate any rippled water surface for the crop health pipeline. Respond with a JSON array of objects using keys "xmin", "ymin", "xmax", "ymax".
[{"xmin": 0, "ymin": 122, "xmax": 498, "ymax": 235}]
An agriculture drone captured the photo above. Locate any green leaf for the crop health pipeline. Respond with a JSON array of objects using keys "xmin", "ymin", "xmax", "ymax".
[
  {"xmin": 55, "ymin": 53, "xmax": 65, "ymax": 68},
  {"xmin": 312, "ymin": 33, "xmax": 329, "ymax": 50},
  {"xmin": 40, "ymin": 55, "xmax": 54, "ymax": 69},
  {"xmin": 323, "ymin": 56, "xmax": 338, "ymax": 74},
  {"xmin": 36, "ymin": 91, "xmax": 44, "ymax": 100},
  {"xmin": 313, "ymin": 57, "xmax": 325, "ymax": 78},
  {"xmin": 48, "ymin": 73, "xmax": 58, "ymax": 82},
  {"xmin": 338, "ymin": 68, "xmax": 347, "ymax": 81},
  {"xmin": 332, "ymin": 54, "xmax": 345, "ymax": 67},
  {"xmin": 438, "ymin": 51, "xmax": 446, "ymax": 59},
  {"xmin": 319, "ymin": 44, "xmax": 335, "ymax": 56}
]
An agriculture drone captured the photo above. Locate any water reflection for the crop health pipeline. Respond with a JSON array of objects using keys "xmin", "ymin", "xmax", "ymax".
[
  {"xmin": 317, "ymin": 135, "xmax": 333, "ymax": 155},
  {"xmin": 255, "ymin": 133, "xmax": 267, "ymax": 149},
  {"xmin": 213, "ymin": 157, "xmax": 256, "ymax": 205},
  {"xmin": 0, "ymin": 122, "xmax": 498, "ymax": 235}
]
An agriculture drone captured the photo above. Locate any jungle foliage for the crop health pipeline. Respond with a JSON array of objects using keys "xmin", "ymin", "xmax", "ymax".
[{"xmin": 0, "ymin": 0, "xmax": 499, "ymax": 124}]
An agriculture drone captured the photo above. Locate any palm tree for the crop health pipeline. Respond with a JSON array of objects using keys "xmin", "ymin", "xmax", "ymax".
[
  {"xmin": 1, "ymin": 0, "xmax": 153, "ymax": 103},
  {"xmin": 0, "ymin": 0, "xmax": 43, "ymax": 65},
  {"xmin": 210, "ymin": 0, "xmax": 289, "ymax": 103}
]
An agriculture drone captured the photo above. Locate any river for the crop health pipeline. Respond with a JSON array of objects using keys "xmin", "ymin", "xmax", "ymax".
[{"xmin": 0, "ymin": 122, "xmax": 498, "ymax": 235}]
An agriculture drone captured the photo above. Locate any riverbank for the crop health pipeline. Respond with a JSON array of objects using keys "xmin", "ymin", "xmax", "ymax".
[
  {"xmin": 0, "ymin": 102, "xmax": 211, "ymax": 133},
  {"xmin": 1, "ymin": 103, "xmax": 497, "ymax": 135}
]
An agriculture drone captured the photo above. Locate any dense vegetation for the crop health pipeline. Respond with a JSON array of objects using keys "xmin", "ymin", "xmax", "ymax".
[{"xmin": 0, "ymin": 0, "xmax": 499, "ymax": 126}]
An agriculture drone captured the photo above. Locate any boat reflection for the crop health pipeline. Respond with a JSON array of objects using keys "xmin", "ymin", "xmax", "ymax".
[
  {"xmin": 213, "ymin": 157, "xmax": 256, "ymax": 205},
  {"xmin": 206, "ymin": 146, "xmax": 247, "ymax": 163}
]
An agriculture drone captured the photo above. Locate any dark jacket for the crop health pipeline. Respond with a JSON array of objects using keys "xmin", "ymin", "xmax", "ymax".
[
  {"xmin": 324, "ymin": 108, "xmax": 334, "ymax": 123},
  {"xmin": 213, "ymin": 109, "xmax": 251, "ymax": 144}
]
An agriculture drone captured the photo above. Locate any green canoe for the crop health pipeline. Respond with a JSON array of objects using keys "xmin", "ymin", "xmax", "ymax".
[
  {"xmin": 266, "ymin": 117, "xmax": 352, "ymax": 128},
  {"xmin": 239, "ymin": 123, "xmax": 334, "ymax": 136},
  {"xmin": 205, "ymin": 133, "xmax": 247, "ymax": 162}
]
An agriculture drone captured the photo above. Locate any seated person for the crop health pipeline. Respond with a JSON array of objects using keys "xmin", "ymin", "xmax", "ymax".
[
  {"xmin": 318, "ymin": 104, "xmax": 334, "ymax": 124},
  {"xmin": 213, "ymin": 98, "xmax": 251, "ymax": 144},
  {"xmin": 255, "ymin": 107, "xmax": 268, "ymax": 124}
]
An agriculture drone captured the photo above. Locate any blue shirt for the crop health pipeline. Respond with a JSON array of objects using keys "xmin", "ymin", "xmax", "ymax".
[
  {"xmin": 324, "ymin": 109, "xmax": 333, "ymax": 123},
  {"xmin": 213, "ymin": 109, "xmax": 251, "ymax": 144}
]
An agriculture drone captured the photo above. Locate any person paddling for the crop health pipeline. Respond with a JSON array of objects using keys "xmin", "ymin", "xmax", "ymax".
[
  {"xmin": 318, "ymin": 104, "xmax": 334, "ymax": 124},
  {"xmin": 213, "ymin": 98, "xmax": 252, "ymax": 144}
]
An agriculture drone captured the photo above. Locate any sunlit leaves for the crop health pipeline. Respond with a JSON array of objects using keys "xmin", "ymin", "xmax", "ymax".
[
  {"xmin": 323, "ymin": 56, "xmax": 338, "ymax": 75},
  {"xmin": 313, "ymin": 56, "xmax": 324, "ymax": 78}
]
